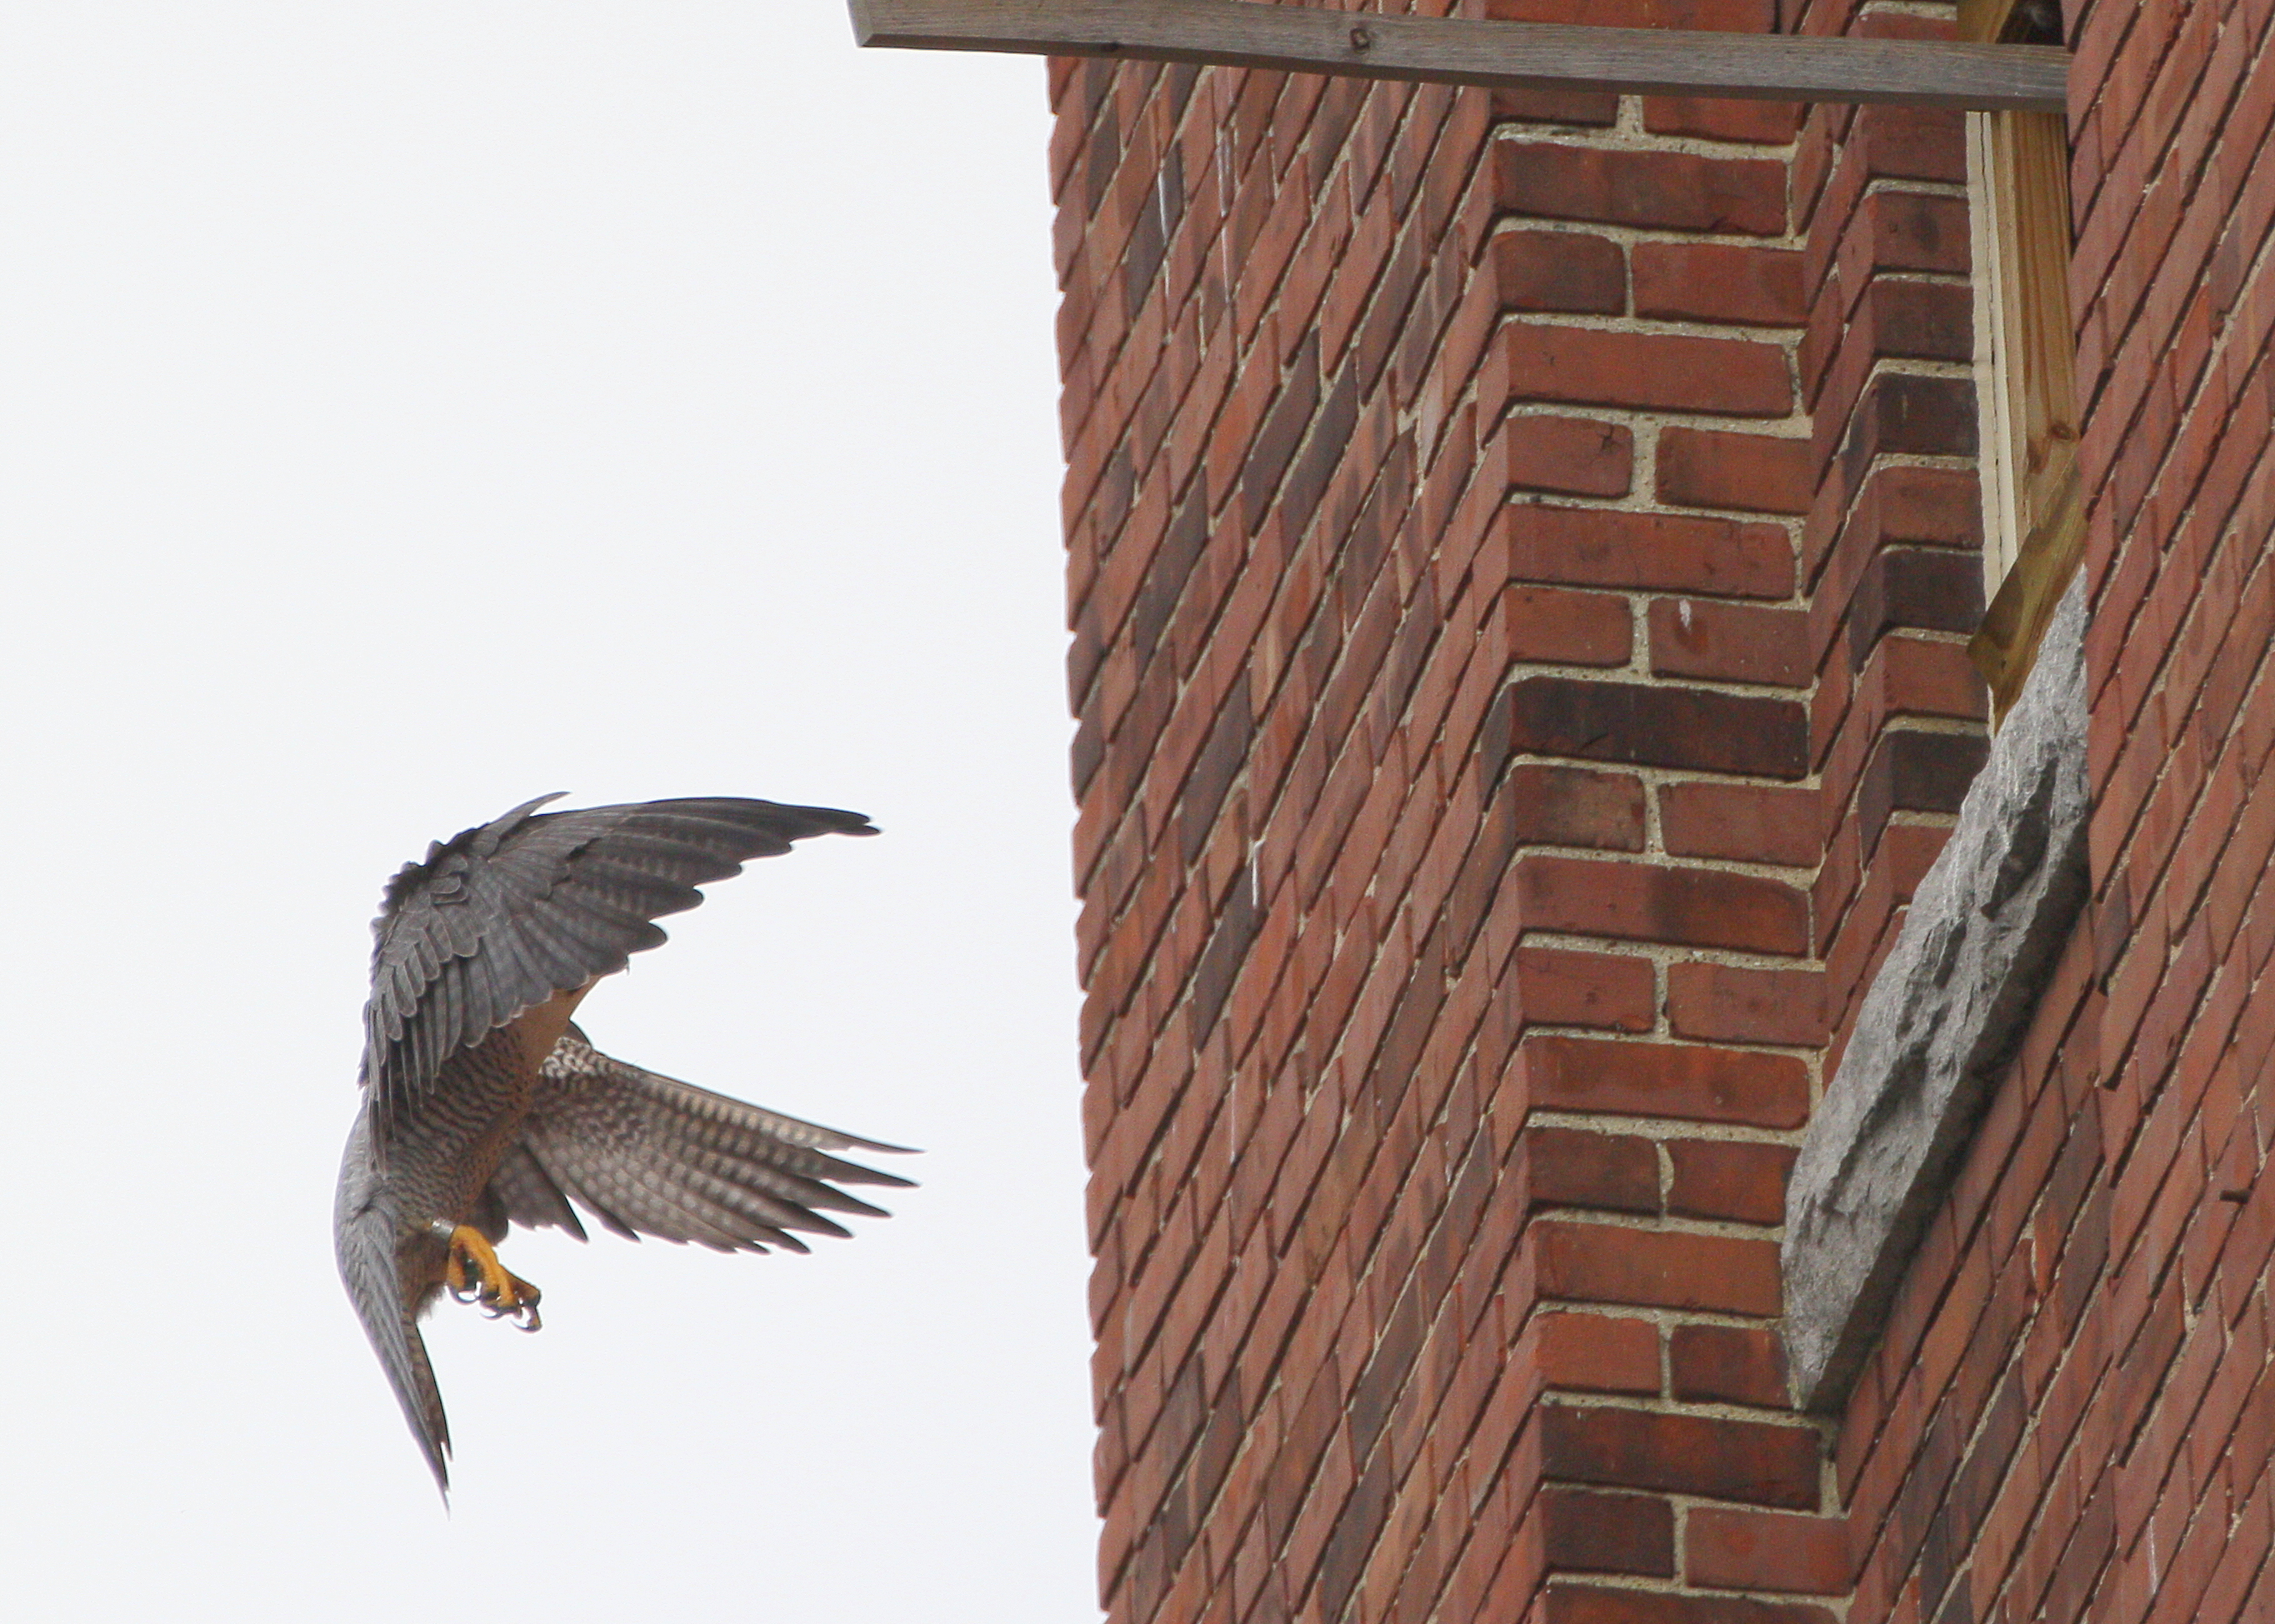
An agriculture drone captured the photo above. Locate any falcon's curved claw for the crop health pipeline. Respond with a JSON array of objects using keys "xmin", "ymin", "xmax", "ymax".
[{"xmin": 439, "ymin": 1224, "xmax": 543, "ymax": 1332}]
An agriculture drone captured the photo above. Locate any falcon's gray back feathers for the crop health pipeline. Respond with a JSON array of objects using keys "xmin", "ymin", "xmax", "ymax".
[{"xmin": 362, "ymin": 795, "xmax": 875, "ymax": 1149}]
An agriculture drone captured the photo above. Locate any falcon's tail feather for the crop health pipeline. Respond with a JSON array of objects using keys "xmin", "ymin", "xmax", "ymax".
[
  {"xmin": 482, "ymin": 1027, "xmax": 916, "ymax": 1255},
  {"xmin": 334, "ymin": 1113, "xmax": 452, "ymax": 1496}
]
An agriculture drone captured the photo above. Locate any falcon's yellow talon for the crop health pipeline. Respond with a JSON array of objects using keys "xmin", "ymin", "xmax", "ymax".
[{"xmin": 439, "ymin": 1224, "xmax": 542, "ymax": 1332}]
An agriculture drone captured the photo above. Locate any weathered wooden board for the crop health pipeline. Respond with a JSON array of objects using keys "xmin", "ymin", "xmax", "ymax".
[{"xmin": 849, "ymin": 0, "xmax": 2069, "ymax": 112}]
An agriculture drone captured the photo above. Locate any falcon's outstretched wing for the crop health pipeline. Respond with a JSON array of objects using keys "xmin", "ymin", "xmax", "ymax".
[
  {"xmin": 361, "ymin": 796, "xmax": 875, "ymax": 1138},
  {"xmin": 478, "ymin": 1027, "xmax": 914, "ymax": 1253}
]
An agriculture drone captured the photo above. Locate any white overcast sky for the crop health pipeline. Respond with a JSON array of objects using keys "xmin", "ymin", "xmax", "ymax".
[{"xmin": 0, "ymin": 5, "xmax": 1099, "ymax": 1620}]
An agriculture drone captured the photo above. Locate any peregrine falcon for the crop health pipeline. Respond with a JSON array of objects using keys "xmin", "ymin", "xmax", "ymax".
[{"xmin": 333, "ymin": 793, "xmax": 908, "ymax": 1492}]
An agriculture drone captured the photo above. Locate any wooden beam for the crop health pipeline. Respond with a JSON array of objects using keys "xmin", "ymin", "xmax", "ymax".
[{"xmin": 848, "ymin": 0, "xmax": 2069, "ymax": 112}]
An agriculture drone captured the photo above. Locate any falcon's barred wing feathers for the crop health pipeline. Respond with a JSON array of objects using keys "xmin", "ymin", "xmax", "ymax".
[
  {"xmin": 482, "ymin": 1027, "xmax": 914, "ymax": 1254},
  {"xmin": 361, "ymin": 796, "xmax": 875, "ymax": 1135}
]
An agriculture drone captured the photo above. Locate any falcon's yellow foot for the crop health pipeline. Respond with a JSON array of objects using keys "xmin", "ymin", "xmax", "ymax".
[{"xmin": 434, "ymin": 1223, "xmax": 542, "ymax": 1332}]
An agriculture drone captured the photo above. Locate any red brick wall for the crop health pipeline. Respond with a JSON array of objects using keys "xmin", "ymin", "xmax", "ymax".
[
  {"xmin": 1053, "ymin": 0, "xmax": 2275, "ymax": 1618},
  {"xmin": 1825, "ymin": 0, "xmax": 2275, "ymax": 1620},
  {"xmin": 1787, "ymin": 0, "xmax": 1990, "ymax": 1075},
  {"xmin": 1058, "ymin": 4, "xmax": 1850, "ymax": 1617}
]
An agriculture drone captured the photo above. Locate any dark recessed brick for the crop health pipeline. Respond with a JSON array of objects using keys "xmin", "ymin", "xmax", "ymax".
[
  {"xmin": 1240, "ymin": 335, "xmax": 1321, "ymax": 530},
  {"xmin": 1857, "ymin": 727, "xmax": 1992, "ymax": 854},
  {"xmin": 1522, "ymin": 1126, "xmax": 1662, "ymax": 1214},
  {"xmin": 1489, "ymin": 84, "xmax": 1622, "ymax": 126},
  {"xmin": 1838, "ymin": 373, "xmax": 1978, "ymax": 492},
  {"xmin": 1544, "ymin": 1587, "xmax": 1838, "ymax": 1624},
  {"xmin": 1502, "ymin": 676, "xmax": 1810, "ymax": 779},
  {"xmin": 1845, "ymin": 547, "xmax": 1986, "ymax": 667},
  {"xmin": 1540, "ymin": 1487, "xmax": 1677, "ymax": 1577}
]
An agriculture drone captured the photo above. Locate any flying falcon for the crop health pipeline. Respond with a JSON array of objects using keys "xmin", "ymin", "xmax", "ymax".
[{"xmin": 333, "ymin": 792, "xmax": 908, "ymax": 1492}]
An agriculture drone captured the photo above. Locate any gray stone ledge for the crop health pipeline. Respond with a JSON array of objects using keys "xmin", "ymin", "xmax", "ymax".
[{"xmin": 1782, "ymin": 576, "xmax": 2089, "ymax": 1412}]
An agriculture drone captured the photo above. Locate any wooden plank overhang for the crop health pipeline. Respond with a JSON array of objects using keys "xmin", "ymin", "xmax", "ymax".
[{"xmin": 848, "ymin": 0, "xmax": 2070, "ymax": 111}]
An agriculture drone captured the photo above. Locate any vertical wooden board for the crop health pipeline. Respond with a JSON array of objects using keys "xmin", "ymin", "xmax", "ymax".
[
  {"xmin": 1969, "ymin": 104, "xmax": 2083, "ymax": 717},
  {"xmin": 1970, "ymin": 111, "xmax": 2021, "ymax": 597},
  {"xmin": 2009, "ymin": 109, "xmax": 2081, "ymax": 522}
]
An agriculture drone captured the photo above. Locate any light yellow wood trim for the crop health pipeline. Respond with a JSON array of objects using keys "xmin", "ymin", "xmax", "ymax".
[
  {"xmin": 1970, "ymin": 112, "xmax": 2021, "ymax": 593},
  {"xmin": 1968, "ymin": 89, "xmax": 2081, "ymax": 719},
  {"xmin": 1969, "ymin": 456, "xmax": 2082, "ymax": 714}
]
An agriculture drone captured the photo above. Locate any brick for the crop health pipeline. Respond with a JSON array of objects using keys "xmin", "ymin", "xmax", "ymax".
[
  {"xmin": 1866, "ymin": 278, "xmax": 1972, "ymax": 363},
  {"xmin": 1540, "ymin": 1488, "xmax": 1676, "ymax": 1577},
  {"xmin": 1506, "ymin": 586, "xmax": 1633, "ymax": 667},
  {"xmin": 1512, "ymin": 946, "xmax": 1657, "ymax": 1032},
  {"xmin": 1538, "ymin": 1405, "xmax": 1821, "ymax": 1508},
  {"xmin": 1536, "ymin": 1221, "xmax": 1784, "ymax": 1314},
  {"xmin": 1490, "ymin": 85, "xmax": 1622, "ymax": 126},
  {"xmin": 1497, "ymin": 142, "xmax": 1788, "ymax": 236},
  {"xmin": 1633, "ymin": 242, "xmax": 1805, "ymax": 327},
  {"xmin": 1238, "ymin": 334, "xmax": 1320, "ymax": 529},
  {"xmin": 1656, "ymin": 427, "xmax": 1815, "ymax": 516},
  {"xmin": 1862, "ymin": 190, "xmax": 1971, "ymax": 276},
  {"xmin": 1685, "ymin": 1507, "xmax": 1850, "ymax": 1592},
  {"xmin": 1532, "ymin": 1312, "xmax": 1663, "ymax": 1397},
  {"xmin": 1667, "ymin": 1139, "xmax": 1795, "ymax": 1224},
  {"xmin": 1492, "ymin": 229, "xmax": 1626, "ymax": 314},
  {"xmin": 1506, "ymin": 505, "xmax": 1797, "ymax": 598},
  {"xmin": 1516, "ymin": 856, "xmax": 1811, "ymax": 955},
  {"xmin": 1507, "ymin": 414, "xmax": 1634, "ymax": 497},
  {"xmin": 1856, "ymin": 103, "xmax": 1966, "ymax": 184},
  {"xmin": 1544, "ymin": 1591, "xmax": 1838, "ymax": 1624},
  {"xmin": 1522, "ymin": 1126, "xmax": 1660, "ymax": 1214},
  {"xmin": 1672, "ymin": 1324, "xmax": 1791, "ymax": 1407},
  {"xmin": 1648, "ymin": 598, "xmax": 1810, "ymax": 686},
  {"xmin": 1855, "ymin": 727, "xmax": 1991, "ymax": 852},
  {"xmin": 1843, "ymin": 547, "xmax": 1984, "ymax": 666},
  {"xmin": 1501, "ymin": 677, "xmax": 1809, "ymax": 778},
  {"xmin": 1659, "ymin": 782, "xmax": 1819, "ymax": 866},
  {"xmin": 1518, "ymin": 1035, "xmax": 1812, "ymax": 1128},
  {"xmin": 1835, "ymin": 372, "xmax": 1978, "ymax": 475},
  {"xmin": 1504, "ymin": 323, "xmax": 1794, "ymax": 417},
  {"xmin": 1042, "ymin": 16, "xmax": 2257, "ymax": 1618},
  {"xmin": 1870, "ymin": 463, "xmax": 1981, "ymax": 547},
  {"xmin": 1875, "ymin": 633, "xmax": 1988, "ymax": 722},
  {"xmin": 1667, "ymin": 963, "xmax": 1827, "ymax": 1047},
  {"xmin": 1502, "ymin": 764, "xmax": 1648, "ymax": 851},
  {"xmin": 1484, "ymin": 0, "xmax": 1776, "ymax": 27},
  {"xmin": 1643, "ymin": 94, "xmax": 1802, "ymax": 145}
]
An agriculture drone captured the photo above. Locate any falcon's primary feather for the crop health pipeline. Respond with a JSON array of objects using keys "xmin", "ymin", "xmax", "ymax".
[{"xmin": 332, "ymin": 795, "xmax": 907, "ymax": 1492}]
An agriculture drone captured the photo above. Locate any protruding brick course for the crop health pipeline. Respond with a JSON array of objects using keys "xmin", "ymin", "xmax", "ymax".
[
  {"xmin": 1517, "ymin": 1034, "xmax": 1812, "ymax": 1129},
  {"xmin": 1538, "ymin": 1407, "xmax": 1821, "ymax": 1509}
]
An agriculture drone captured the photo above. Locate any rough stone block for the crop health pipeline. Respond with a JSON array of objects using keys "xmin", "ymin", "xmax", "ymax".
[{"xmin": 1782, "ymin": 580, "xmax": 2090, "ymax": 1411}]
